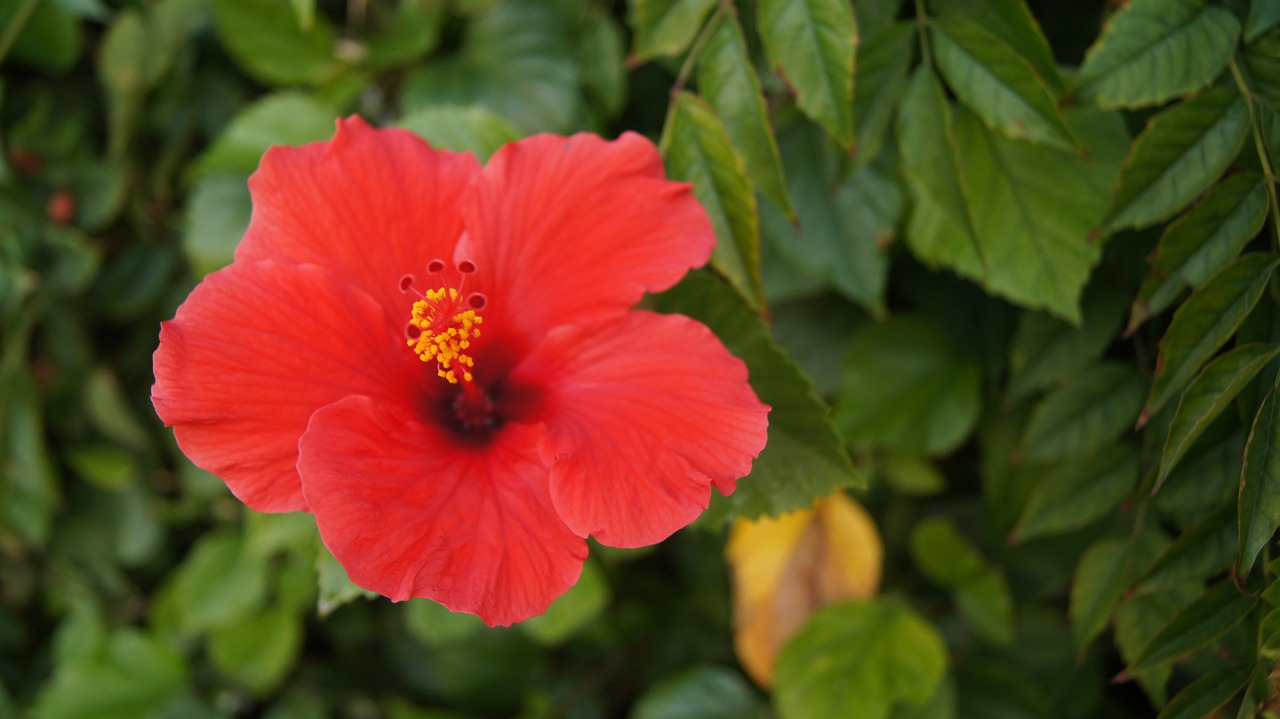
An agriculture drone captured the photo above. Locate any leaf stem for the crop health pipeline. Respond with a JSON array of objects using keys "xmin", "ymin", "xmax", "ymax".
[
  {"xmin": 0, "ymin": 0, "xmax": 41, "ymax": 66},
  {"xmin": 913, "ymin": 0, "xmax": 934, "ymax": 69},
  {"xmin": 1228, "ymin": 56, "xmax": 1280, "ymax": 251}
]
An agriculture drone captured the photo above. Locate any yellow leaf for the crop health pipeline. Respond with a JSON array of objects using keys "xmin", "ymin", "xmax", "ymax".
[{"xmin": 725, "ymin": 492, "xmax": 882, "ymax": 687}]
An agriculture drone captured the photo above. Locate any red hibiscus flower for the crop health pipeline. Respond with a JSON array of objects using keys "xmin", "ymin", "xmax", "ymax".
[{"xmin": 152, "ymin": 117, "xmax": 770, "ymax": 626}]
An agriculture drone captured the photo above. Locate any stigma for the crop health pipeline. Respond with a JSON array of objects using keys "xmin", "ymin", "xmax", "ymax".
[{"xmin": 402, "ymin": 260, "xmax": 487, "ymax": 384}]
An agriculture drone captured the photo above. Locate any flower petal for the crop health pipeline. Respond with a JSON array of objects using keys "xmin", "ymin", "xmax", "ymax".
[
  {"xmin": 237, "ymin": 116, "xmax": 481, "ymax": 314},
  {"xmin": 458, "ymin": 132, "xmax": 715, "ymax": 352},
  {"xmin": 512, "ymin": 311, "xmax": 770, "ymax": 548},
  {"xmin": 298, "ymin": 395, "xmax": 587, "ymax": 627},
  {"xmin": 152, "ymin": 260, "xmax": 418, "ymax": 512}
]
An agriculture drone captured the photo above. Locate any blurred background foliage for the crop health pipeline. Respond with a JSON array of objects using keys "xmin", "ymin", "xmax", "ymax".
[{"xmin": 4, "ymin": 0, "xmax": 1280, "ymax": 716}]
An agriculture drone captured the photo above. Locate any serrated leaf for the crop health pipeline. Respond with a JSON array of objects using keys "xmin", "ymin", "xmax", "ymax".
[
  {"xmin": 1142, "ymin": 253, "xmax": 1280, "ymax": 423},
  {"xmin": 1072, "ymin": 530, "xmax": 1169, "ymax": 652},
  {"xmin": 852, "ymin": 21, "xmax": 914, "ymax": 166},
  {"xmin": 1157, "ymin": 343, "xmax": 1280, "ymax": 487},
  {"xmin": 833, "ymin": 315, "xmax": 981, "ymax": 455},
  {"xmin": 661, "ymin": 91, "xmax": 763, "ymax": 309},
  {"xmin": 1129, "ymin": 173, "xmax": 1270, "ymax": 334},
  {"xmin": 1007, "ymin": 285, "xmax": 1127, "ymax": 401},
  {"xmin": 1020, "ymin": 362, "xmax": 1144, "ymax": 463},
  {"xmin": 1129, "ymin": 581, "xmax": 1255, "ymax": 672},
  {"xmin": 1138, "ymin": 504, "xmax": 1236, "ymax": 591},
  {"xmin": 932, "ymin": 0, "xmax": 1064, "ymax": 96},
  {"xmin": 628, "ymin": 0, "xmax": 717, "ymax": 61},
  {"xmin": 699, "ymin": 11, "xmax": 793, "ymax": 217},
  {"xmin": 930, "ymin": 17, "xmax": 1076, "ymax": 149},
  {"xmin": 1239, "ymin": 381, "xmax": 1280, "ymax": 577},
  {"xmin": 757, "ymin": 0, "xmax": 856, "ymax": 147},
  {"xmin": 397, "ymin": 105, "xmax": 522, "ymax": 162},
  {"xmin": 775, "ymin": 600, "xmax": 946, "ymax": 719},
  {"xmin": 212, "ymin": 0, "xmax": 337, "ymax": 86},
  {"xmin": 653, "ymin": 273, "xmax": 861, "ymax": 526},
  {"xmin": 192, "ymin": 92, "xmax": 336, "ymax": 177},
  {"xmin": 1012, "ymin": 443, "xmax": 1139, "ymax": 542},
  {"xmin": 1075, "ymin": 0, "xmax": 1240, "ymax": 109},
  {"xmin": 1157, "ymin": 664, "xmax": 1252, "ymax": 719},
  {"xmin": 1104, "ymin": 87, "xmax": 1250, "ymax": 232}
]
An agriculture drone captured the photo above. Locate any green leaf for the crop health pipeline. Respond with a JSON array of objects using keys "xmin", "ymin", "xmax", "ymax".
[
  {"xmin": 32, "ymin": 630, "xmax": 186, "ymax": 719},
  {"xmin": 653, "ymin": 272, "xmax": 861, "ymax": 525},
  {"xmin": 1157, "ymin": 664, "xmax": 1252, "ymax": 719},
  {"xmin": 6, "ymin": 0, "xmax": 82, "ymax": 74},
  {"xmin": 152, "ymin": 529, "xmax": 270, "ymax": 637},
  {"xmin": 930, "ymin": 17, "xmax": 1076, "ymax": 149},
  {"xmin": 1104, "ymin": 87, "xmax": 1250, "ymax": 232},
  {"xmin": 1019, "ymin": 362, "xmax": 1144, "ymax": 463},
  {"xmin": 1, "ymin": 369, "xmax": 58, "ymax": 546},
  {"xmin": 631, "ymin": 666, "xmax": 767, "ymax": 719},
  {"xmin": 65, "ymin": 445, "xmax": 135, "ymax": 491},
  {"xmin": 1074, "ymin": 0, "xmax": 1240, "ymax": 109},
  {"xmin": 627, "ymin": 0, "xmax": 717, "ymax": 61},
  {"xmin": 1071, "ymin": 530, "xmax": 1169, "ymax": 652},
  {"xmin": 289, "ymin": 0, "xmax": 314, "ymax": 29},
  {"xmin": 775, "ymin": 600, "xmax": 947, "ymax": 719},
  {"xmin": 521, "ymin": 561, "xmax": 609, "ymax": 645},
  {"xmin": 661, "ymin": 92, "xmax": 763, "ymax": 310},
  {"xmin": 183, "ymin": 173, "xmax": 252, "ymax": 277},
  {"xmin": 576, "ymin": 10, "xmax": 627, "ymax": 118},
  {"xmin": 212, "ymin": 0, "xmax": 338, "ymax": 86},
  {"xmin": 1142, "ymin": 253, "xmax": 1280, "ymax": 423},
  {"xmin": 316, "ymin": 542, "xmax": 374, "ymax": 617},
  {"xmin": 1006, "ymin": 285, "xmax": 1127, "ymax": 401},
  {"xmin": 401, "ymin": 0, "xmax": 581, "ymax": 134},
  {"xmin": 192, "ymin": 92, "xmax": 336, "ymax": 177},
  {"xmin": 698, "ymin": 11, "xmax": 793, "ymax": 217},
  {"xmin": 403, "ymin": 597, "xmax": 488, "ymax": 647},
  {"xmin": 1138, "ymin": 504, "xmax": 1236, "ymax": 590},
  {"xmin": 209, "ymin": 604, "xmax": 304, "ymax": 696},
  {"xmin": 1115, "ymin": 584, "xmax": 1197, "ymax": 705},
  {"xmin": 364, "ymin": 0, "xmax": 443, "ymax": 70},
  {"xmin": 932, "ymin": 0, "xmax": 1065, "ymax": 96},
  {"xmin": 1129, "ymin": 581, "xmax": 1256, "ymax": 672},
  {"xmin": 397, "ymin": 105, "xmax": 522, "ymax": 162},
  {"xmin": 1129, "ymin": 173, "xmax": 1270, "ymax": 334},
  {"xmin": 1239, "ymin": 381, "xmax": 1280, "ymax": 577},
  {"xmin": 852, "ymin": 21, "xmax": 914, "ymax": 166},
  {"xmin": 910, "ymin": 517, "xmax": 1013, "ymax": 643},
  {"xmin": 1012, "ymin": 443, "xmax": 1140, "ymax": 542},
  {"xmin": 757, "ymin": 0, "xmax": 856, "ymax": 147},
  {"xmin": 1246, "ymin": 0, "xmax": 1280, "ymax": 42},
  {"xmin": 1157, "ymin": 343, "xmax": 1280, "ymax": 487},
  {"xmin": 833, "ymin": 315, "xmax": 981, "ymax": 455}
]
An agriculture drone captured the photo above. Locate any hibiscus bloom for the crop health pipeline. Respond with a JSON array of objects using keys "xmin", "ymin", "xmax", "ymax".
[{"xmin": 152, "ymin": 117, "xmax": 770, "ymax": 626}]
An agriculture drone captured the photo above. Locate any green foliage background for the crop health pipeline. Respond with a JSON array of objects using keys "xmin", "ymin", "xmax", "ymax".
[{"xmin": 4, "ymin": 0, "xmax": 1280, "ymax": 716}]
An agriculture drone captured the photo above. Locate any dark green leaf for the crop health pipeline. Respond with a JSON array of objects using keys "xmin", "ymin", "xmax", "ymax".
[
  {"xmin": 1071, "ymin": 530, "xmax": 1169, "ymax": 652},
  {"xmin": 757, "ymin": 0, "xmax": 856, "ymax": 147},
  {"xmin": 1129, "ymin": 581, "xmax": 1256, "ymax": 672},
  {"xmin": 364, "ymin": 1, "xmax": 443, "ymax": 70},
  {"xmin": 1157, "ymin": 343, "xmax": 1280, "ymax": 487},
  {"xmin": 699, "ymin": 11, "xmax": 792, "ymax": 217},
  {"xmin": 1012, "ymin": 443, "xmax": 1140, "ymax": 542},
  {"xmin": 1019, "ymin": 362, "xmax": 1144, "ymax": 463},
  {"xmin": 655, "ymin": 274, "xmax": 860, "ymax": 524},
  {"xmin": 6, "ymin": 0, "xmax": 81, "ymax": 74},
  {"xmin": 1142, "ymin": 253, "xmax": 1280, "ymax": 423},
  {"xmin": 852, "ymin": 21, "xmax": 914, "ymax": 166},
  {"xmin": 31, "ymin": 629, "xmax": 187, "ymax": 719},
  {"xmin": 209, "ymin": 604, "xmax": 304, "ymax": 696},
  {"xmin": 212, "ymin": 0, "xmax": 337, "ymax": 86},
  {"xmin": 1115, "ymin": 584, "xmax": 1197, "ymax": 705},
  {"xmin": 1104, "ymin": 87, "xmax": 1250, "ymax": 232},
  {"xmin": 661, "ymin": 92, "xmax": 763, "ymax": 309},
  {"xmin": 631, "ymin": 666, "xmax": 767, "ymax": 719},
  {"xmin": 833, "ymin": 315, "xmax": 981, "ymax": 455},
  {"xmin": 910, "ymin": 517, "xmax": 1013, "ymax": 643},
  {"xmin": 1239, "ymin": 380, "xmax": 1280, "ymax": 576},
  {"xmin": 1137, "ymin": 504, "xmax": 1236, "ymax": 590},
  {"xmin": 1129, "ymin": 173, "xmax": 1270, "ymax": 334},
  {"xmin": 1246, "ymin": 0, "xmax": 1280, "ymax": 42},
  {"xmin": 932, "ymin": 0, "xmax": 1065, "ymax": 96},
  {"xmin": 1006, "ymin": 285, "xmax": 1127, "ymax": 401},
  {"xmin": 1075, "ymin": 0, "xmax": 1240, "ymax": 109},
  {"xmin": 628, "ymin": 0, "xmax": 717, "ymax": 61},
  {"xmin": 192, "ymin": 92, "xmax": 336, "ymax": 177},
  {"xmin": 397, "ymin": 105, "xmax": 522, "ymax": 162},
  {"xmin": 775, "ymin": 600, "xmax": 947, "ymax": 719},
  {"xmin": 1157, "ymin": 663, "xmax": 1252, "ymax": 719}
]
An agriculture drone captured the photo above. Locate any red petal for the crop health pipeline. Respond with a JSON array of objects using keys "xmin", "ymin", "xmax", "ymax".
[
  {"xmin": 513, "ymin": 311, "xmax": 770, "ymax": 548},
  {"xmin": 458, "ymin": 132, "xmax": 715, "ymax": 352},
  {"xmin": 237, "ymin": 116, "xmax": 480, "ymax": 314},
  {"xmin": 298, "ymin": 396, "xmax": 587, "ymax": 626},
  {"xmin": 152, "ymin": 261, "xmax": 418, "ymax": 512}
]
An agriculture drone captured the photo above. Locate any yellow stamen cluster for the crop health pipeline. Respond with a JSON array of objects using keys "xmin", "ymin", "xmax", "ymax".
[{"xmin": 407, "ymin": 288, "xmax": 483, "ymax": 384}]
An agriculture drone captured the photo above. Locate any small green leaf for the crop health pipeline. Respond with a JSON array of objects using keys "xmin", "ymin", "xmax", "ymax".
[
  {"xmin": 209, "ymin": 604, "xmax": 304, "ymax": 696},
  {"xmin": 661, "ymin": 92, "xmax": 763, "ymax": 310},
  {"xmin": 932, "ymin": 0, "xmax": 1065, "ymax": 96},
  {"xmin": 397, "ymin": 105, "xmax": 522, "ymax": 162},
  {"xmin": 627, "ymin": 0, "xmax": 717, "ymax": 61},
  {"xmin": 910, "ymin": 517, "xmax": 1013, "ymax": 643},
  {"xmin": 775, "ymin": 600, "xmax": 947, "ymax": 719},
  {"xmin": 152, "ymin": 530, "xmax": 270, "ymax": 637},
  {"xmin": 1138, "ymin": 504, "xmax": 1236, "ymax": 590},
  {"xmin": 699, "ymin": 11, "xmax": 793, "ymax": 217},
  {"xmin": 1071, "ymin": 530, "xmax": 1169, "ymax": 652},
  {"xmin": 1129, "ymin": 173, "xmax": 1270, "ymax": 334},
  {"xmin": 1006, "ymin": 285, "xmax": 1127, "ymax": 401},
  {"xmin": 631, "ymin": 666, "xmax": 767, "ymax": 719},
  {"xmin": 1019, "ymin": 362, "xmax": 1144, "ymax": 463},
  {"xmin": 1104, "ymin": 87, "xmax": 1250, "ymax": 232},
  {"xmin": 212, "ymin": 0, "xmax": 338, "ymax": 86},
  {"xmin": 183, "ymin": 173, "xmax": 252, "ymax": 277},
  {"xmin": 1075, "ymin": 0, "xmax": 1240, "ymax": 109},
  {"xmin": 1142, "ymin": 253, "xmax": 1280, "ymax": 423},
  {"xmin": 833, "ymin": 315, "xmax": 981, "ymax": 455},
  {"xmin": 1129, "ymin": 581, "xmax": 1256, "ymax": 672},
  {"xmin": 930, "ymin": 17, "xmax": 1076, "ymax": 149},
  {"xmin": 757, "ymin": 0, "xmax": 856, "ymax": 147},
  {"xmin": 192, "ymin": 92, "xmax": 336, "ymax": 177},
  {"xmin": 1239, "ymin": 381, "xmax": 1280, "ymax": 576},
  {"xmin": 521, "ymin": 561, "xmax": 609, "ymax": 646},
  {"xmin": 1012, "ymin": 443, "xmax": 1139, "ymax": 542},
  {"xmin": 654, "ymin": 273, "xmax": 861, "ymax": 525},
  {"xmin": 316, "ymin": 542, "xmax": 374, "ymax": 618},
  {"xmin": 1157, "ymin": 663, "xmax": 1252, "ymax": 719},
  {"xmin": 1157, "ymin": 343, "xmax": 1280, "ymax": 487},
  {"xmin": 65, "ymin": 445, "xmax": 135, "ymax": 491}
]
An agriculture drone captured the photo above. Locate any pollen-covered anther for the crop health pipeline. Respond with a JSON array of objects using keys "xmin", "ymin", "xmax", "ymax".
[{"xmin": 406, "ymin": 286, "xmax": 484, "ymax": 384}]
